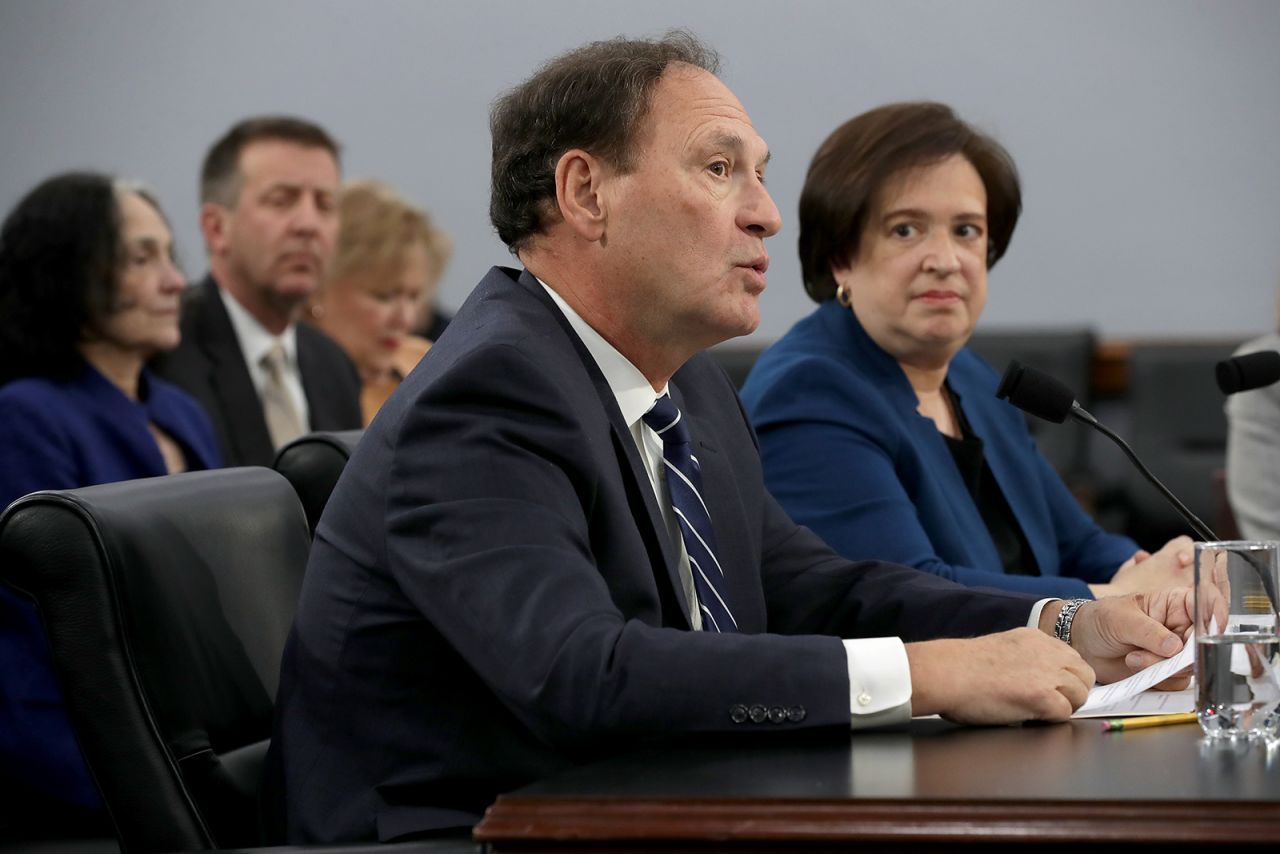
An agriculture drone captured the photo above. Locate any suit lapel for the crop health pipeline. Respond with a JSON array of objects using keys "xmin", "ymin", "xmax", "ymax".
[
  {"xmin": 905, "ymin": 401, "xmax": 1002, "ymax": 568},
  {"xmin": 843, "ymin": 307, "xmax": 1003, "ymax": 571},
  {"xmin": 954, "ymin": 377, "xmax": 1056, "ymax": 574},
  {"xmin": 670, "ymin": 382, "xmax": 753, "ymax": 628},
  {"xmin": 607, "ymin": 420, "xmax": 693, "ymax": 628},
  {"xmin": 296, "ymin": 330, "xmax": 327, "ymax": 428},
  {"xmin": 196, "ymin": 279, "xmax": 276, "ymax": 466},
  {"xmin": 516, "ymin": 271, "xmax": 692, "ymax": 628}
]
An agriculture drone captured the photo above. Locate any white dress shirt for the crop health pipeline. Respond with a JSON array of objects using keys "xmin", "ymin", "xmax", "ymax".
[
  {"xmin": 220, "ymin": 286, "xmax": 311, "ymax": 429},
  {"xmin": 538, "ymin": 280, "xmax": 926, "ymax": 727}
]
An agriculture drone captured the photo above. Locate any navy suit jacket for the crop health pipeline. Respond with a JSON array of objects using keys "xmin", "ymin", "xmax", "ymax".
[
  {"xmin": 741, "ymin": 300, "xmax": 1138, "ymax": 599},
  {"xmin": 151, "ymin": 276, "xmax": 363, "ymax": 467},
  {"xmin": 269, "ymin": 267, "xmax": 1038, "ymax": 842}
]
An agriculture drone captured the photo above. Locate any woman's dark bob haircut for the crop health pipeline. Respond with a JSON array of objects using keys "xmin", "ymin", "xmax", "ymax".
[{"xmin": 799, "ymin": 102, "xmax": 1021, "ymax": 303}]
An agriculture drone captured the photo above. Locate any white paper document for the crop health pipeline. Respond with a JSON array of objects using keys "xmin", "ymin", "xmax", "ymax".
[
  {"xmin": 1073, "ymin": 636, "xmax": 1195, "ymax": 716},
  {"xmin": 1072, "ymin": 688, "xmax": 1194, "ymax": 718}
]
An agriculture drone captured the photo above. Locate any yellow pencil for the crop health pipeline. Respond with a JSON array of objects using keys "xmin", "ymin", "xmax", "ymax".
[{"xmin": 1101, "ymin": 712, "xmax": 1199, "ymax": 732}]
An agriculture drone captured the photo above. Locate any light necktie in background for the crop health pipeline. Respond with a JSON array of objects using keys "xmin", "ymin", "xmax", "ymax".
[
  {"xmin": 260, "ymin": 342, "xmax": 305, "ymax": 449},
  {"xmin": 641, "ymin": 394, "xmax": 737, "ymax": 633}
]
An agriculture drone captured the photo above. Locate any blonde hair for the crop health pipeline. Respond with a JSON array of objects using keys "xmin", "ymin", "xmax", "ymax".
[{"xmin": 326, "ymin": 180, "xmax": 452, "ymax": 296}]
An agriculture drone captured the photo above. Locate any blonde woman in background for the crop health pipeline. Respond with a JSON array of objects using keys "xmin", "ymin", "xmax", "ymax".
[
  {"xmin": 306, "ymin": 180, "xmax": 452, "ymax": 424},
  {"xmin": 1225, "ymin": 288, "xmax": 1280, "ymax": 542}
]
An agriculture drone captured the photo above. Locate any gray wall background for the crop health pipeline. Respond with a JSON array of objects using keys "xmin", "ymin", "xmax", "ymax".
[{"xmin": 1, "ymin": 0, "xmax": 1278, "ymax": 344}]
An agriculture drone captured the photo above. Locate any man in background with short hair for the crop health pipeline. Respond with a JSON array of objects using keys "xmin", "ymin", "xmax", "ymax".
[{"xmin": 153, "ymin": 115, "xmax": 362, "ymax": 466}]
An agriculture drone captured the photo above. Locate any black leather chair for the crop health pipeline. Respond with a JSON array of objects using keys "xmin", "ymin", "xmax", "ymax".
[
  {"xmin": 0, "ymin": 469, "xmax": 309, "ymax": 853},
  {"xmin": 708, "ymin": 343, "xmax": 765, "ymax": 391},
  {"xmin": 967, "ymin": 327, "xmax": 1097, "ymax": 482},
  {"xmin": 272, "ymin": 431, "xmax": 363, "ymax": 536},
  {"xmin": 0, "ymin": 469, "xmax": 479, "ymax": 854}
]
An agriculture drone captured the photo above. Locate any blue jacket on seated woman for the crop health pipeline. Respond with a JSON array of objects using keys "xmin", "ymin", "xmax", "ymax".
[
  {"xmin": 740, "ymin": 300, "xmax": 1137, "ymax": 600},
  {"xmin": 0, "ymin": 362, "xmax": 220, "ymax": 810}
]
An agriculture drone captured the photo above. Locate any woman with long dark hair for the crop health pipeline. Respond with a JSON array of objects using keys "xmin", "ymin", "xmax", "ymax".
[{"xmin": 0, "ymin": 172, "xmax": 220, "ymax": 819}]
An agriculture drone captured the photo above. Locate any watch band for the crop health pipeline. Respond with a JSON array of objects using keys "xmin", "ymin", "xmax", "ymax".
[{"xmin": 1053, "ymin": 598, "xmax": 1089, "ymax": 646}]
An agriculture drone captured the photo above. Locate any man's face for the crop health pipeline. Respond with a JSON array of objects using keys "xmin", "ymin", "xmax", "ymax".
[
  {"xmin": 598, "ymin": 65, "xmax": 781, "ymax": 354},
  {"xmin": 209, "ymin": 139, "xmax": 340, "ymax": 315}
]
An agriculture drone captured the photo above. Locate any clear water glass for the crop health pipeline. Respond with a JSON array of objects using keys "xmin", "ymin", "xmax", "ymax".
[{"xmin": 1194, "ymin": 540, "xmax": 1280, "ymax": 740}]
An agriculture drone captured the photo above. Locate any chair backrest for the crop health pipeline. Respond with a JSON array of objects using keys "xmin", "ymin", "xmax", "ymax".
[
  {"xmin": 0, "ymin": 468, "xmax": 310, "ymax": 853},
  {"xmin": 1124, "ymin": 341, "xmax": 1242, "ymax": 545},
  {"xmin": 708, "ymin": 344, "xmax": 765, "ymax": 391},
  {"xmin": 273, "ymin": 430, "xmax": 364, "ymax": 536},
  {"xmin": 967, "ymin": 327, "xmax": 1097, "ymax": 479}
]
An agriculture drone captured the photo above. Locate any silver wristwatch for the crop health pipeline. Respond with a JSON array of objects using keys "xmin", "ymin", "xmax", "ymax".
[{"xmin": 1053, "ymin": 598, "xmax": 1089, "ymax": 646}]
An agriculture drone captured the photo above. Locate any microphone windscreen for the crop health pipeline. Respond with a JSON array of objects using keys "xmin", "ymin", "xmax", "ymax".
[
  {"xmin": 995, "ymin": 360, "xmax": 1077, "ymax": 424},
  {"xmin": 1215, "ymin": 350, "xmax": 1280, "ymax": 395}
]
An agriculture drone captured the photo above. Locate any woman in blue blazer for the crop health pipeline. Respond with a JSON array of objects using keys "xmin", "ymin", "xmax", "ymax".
[
  {"xmin": 0, "ymin": 173, "xmax": 221, "ymax": 822},
  {"xmin": 741, "ymin": 103, "xmax": 1192, "ymax": 601}
]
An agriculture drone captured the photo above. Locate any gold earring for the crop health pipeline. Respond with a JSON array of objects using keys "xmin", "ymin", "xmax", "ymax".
[{"xmin": 835, "ymin": 280, "xmax": 853, "ymax": 308}]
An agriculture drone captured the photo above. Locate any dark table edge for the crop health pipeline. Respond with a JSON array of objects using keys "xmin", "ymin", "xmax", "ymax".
[{"xmin": 474, "ymin": 796, "xmax": 1280, "ymax": 845}]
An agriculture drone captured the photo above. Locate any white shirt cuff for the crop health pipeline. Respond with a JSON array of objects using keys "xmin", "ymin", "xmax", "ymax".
[
  {"xmin": 1028, "ymin": 598, "xmax": 1058, "ymax": 630},
  {"xmin": 842, "ymin": 637, "xmax": 912, "ymax": 729}
]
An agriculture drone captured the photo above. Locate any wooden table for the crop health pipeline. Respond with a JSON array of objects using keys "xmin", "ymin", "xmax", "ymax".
[{"xmin": 475, "ymin": 717, "xmax": 1280, "ymax": 851}]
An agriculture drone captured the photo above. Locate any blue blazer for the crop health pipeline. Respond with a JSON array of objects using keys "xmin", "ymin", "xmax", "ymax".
[
  {"xmin": 740, "ymin": 300, "xmax": 1137, "ymax": 599},
  {"xmin": 268, "ymin": 268, "xmax": 1038, "ymax": 842},
  {"xmin": 0, "ymin": 363, "xmax": 221, "ymax": 809},
  {"xmin": 0, "ymin": 363, "xmax": 221, "ymax": 507}
]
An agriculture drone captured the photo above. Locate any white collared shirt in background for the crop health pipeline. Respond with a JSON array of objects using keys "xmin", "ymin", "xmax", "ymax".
[{"xmin": 219, "ymin": 284, "xmax": 311, "ymax": 431}]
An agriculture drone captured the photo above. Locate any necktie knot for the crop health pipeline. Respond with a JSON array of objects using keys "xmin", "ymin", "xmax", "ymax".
[
  {"xmin": 641, "ymin": 394, "xmax": 691, "ymax": 446},
  {"xmin": 261, "ymin": 342, "xmax": 289, "ymax": 379}
]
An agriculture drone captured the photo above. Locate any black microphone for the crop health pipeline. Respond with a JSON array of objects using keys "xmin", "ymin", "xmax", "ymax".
[
  {"xmin": 994, "ymin": 359, "xmax": 1076, "ymax": 423},
  {"xmin": 998, "ymin": 360, "xmax": 1280, "ymax": 616},
  {"xmin": 1215, "ymin": 350, "xmax": 1280, "ymax": 395},
  {"xmin": 996, "ymin": 360, "xmax": 1216, "ymax": 542}
]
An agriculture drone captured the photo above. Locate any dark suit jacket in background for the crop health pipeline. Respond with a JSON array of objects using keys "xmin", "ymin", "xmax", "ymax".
[
  {"xmin": 151, "ymin": 275, "xmax": 363, "ymax": 467},
  {"xmin": 269, "ymin": 267, "xmax": 1038, "ymax": 843}
]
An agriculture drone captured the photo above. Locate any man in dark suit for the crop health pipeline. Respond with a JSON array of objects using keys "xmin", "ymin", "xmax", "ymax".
[
  {"xmin": 270, "ymin": 33, "xmax": 1193, "ymax": 843},
  {"xmin": 153, "ymin": 116, "xmax": 362, "ymax": 466}
]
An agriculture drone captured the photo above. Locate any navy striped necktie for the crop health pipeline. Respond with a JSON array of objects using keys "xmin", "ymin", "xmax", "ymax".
[{"xmin": 641, "ymin": 394, "xmax": 738, "ymax": 633}]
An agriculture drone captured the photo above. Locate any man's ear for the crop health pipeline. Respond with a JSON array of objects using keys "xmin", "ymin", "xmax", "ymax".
[
  {"xmin": 199, "ymin": 202, "xmax": 230, "ymax": 257},
  {"xmin": 554, "ymin": 149, "xmax": 608, "ymax": 242}
]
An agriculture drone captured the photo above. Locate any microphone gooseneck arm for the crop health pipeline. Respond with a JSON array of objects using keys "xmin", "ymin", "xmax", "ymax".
[
  {"xmin": 996, "ymin": 359, "xmax": 1277, "ymax": 618},
  {"xmin": 1066, "ymin": 402, "xmax": 1217, "ymax": 542},
  {"xmin": 1074, "ymin": 400, "xmax": 1278, "ymax": 624}
]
